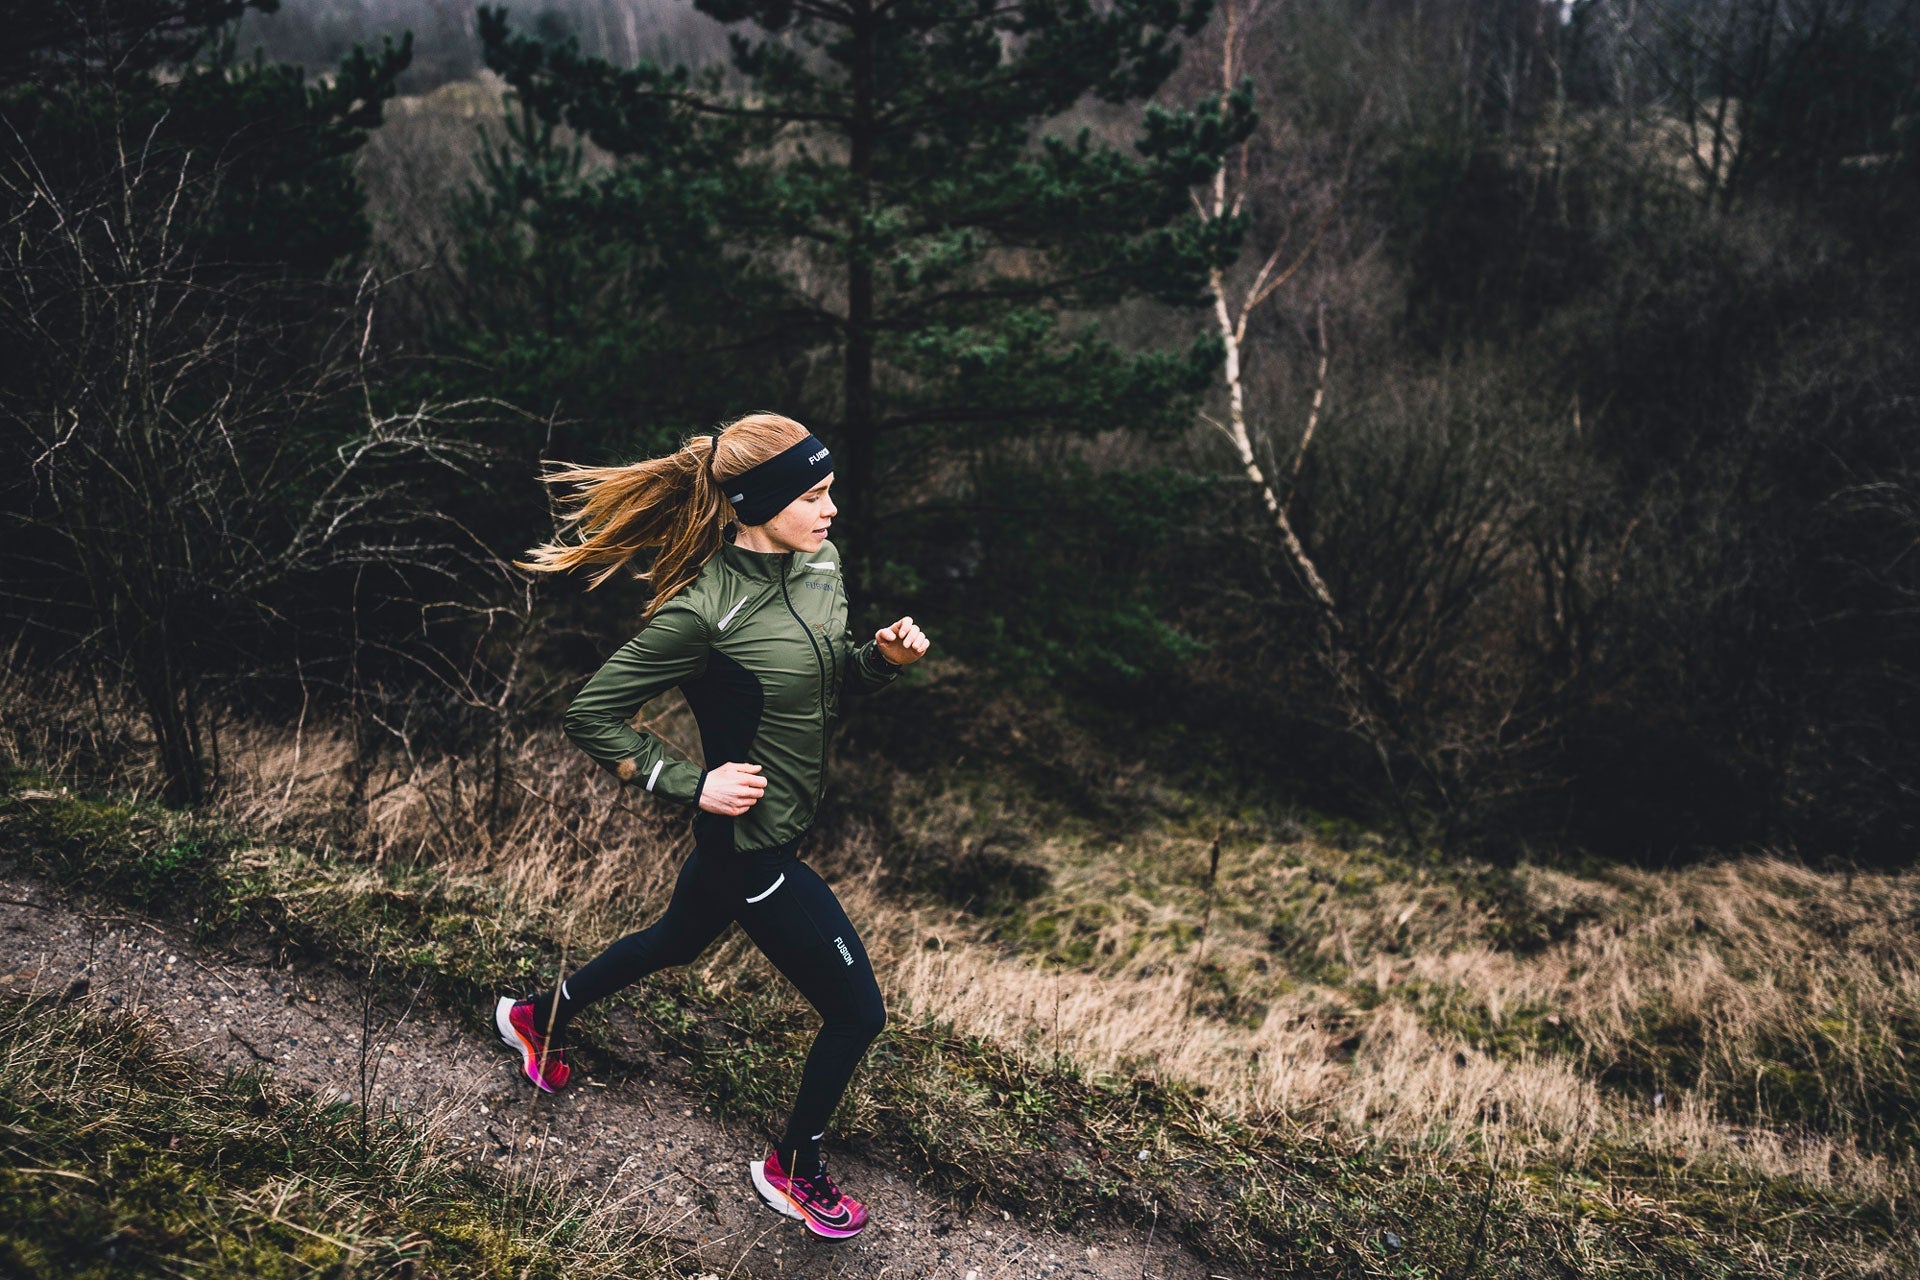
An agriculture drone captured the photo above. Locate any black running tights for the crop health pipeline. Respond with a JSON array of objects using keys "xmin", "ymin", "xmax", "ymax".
[{"xmin": 553, "ymin": 832, "xmax": 885, "ymax": 1156}]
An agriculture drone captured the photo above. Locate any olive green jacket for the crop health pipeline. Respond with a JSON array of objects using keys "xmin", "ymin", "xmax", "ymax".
[{"xmin": 563, "ymin": 539, "xmax": 901, "ymax": 851}]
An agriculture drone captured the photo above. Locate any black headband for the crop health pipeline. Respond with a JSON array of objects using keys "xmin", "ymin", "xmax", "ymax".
[{"xmin": 722, "ymin": 433, "xmax": 834, "ymax": 526}]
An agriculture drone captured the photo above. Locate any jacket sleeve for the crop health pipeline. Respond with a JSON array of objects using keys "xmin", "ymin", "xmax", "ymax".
[
  {"xmin": 563, "ymin": 601, "xmax": 711, "ymax": 805},
  {"xmin": 837, "ymin": 578, "xmax": 903, "ymax": 697},
  {"xmin": 845, "ymin": 635, "xmax": 902, "ymax": 695}
]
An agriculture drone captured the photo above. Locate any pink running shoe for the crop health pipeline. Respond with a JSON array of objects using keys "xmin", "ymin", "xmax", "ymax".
[
  {"xmin": 750, "ymin": 1147, "xmax": 869, "ymax": 1239},
  {"xmin": 494, "ymin": 995, "xmax": 571, "ymax": 1093}
]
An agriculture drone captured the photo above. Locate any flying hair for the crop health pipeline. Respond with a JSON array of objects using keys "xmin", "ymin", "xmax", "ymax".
[{"xmin": 517, "ymin": 413, "xmax": 811, "ymax": 619}]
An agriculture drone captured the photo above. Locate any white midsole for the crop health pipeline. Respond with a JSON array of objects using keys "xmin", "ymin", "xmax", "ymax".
[
  {"xmin": 494, "ymin": 996, "xmax": 520, "ymax": 1051},
  {"xmin": 750, "ymin": 1159, "xmax": 806, "ymax": 1222}
]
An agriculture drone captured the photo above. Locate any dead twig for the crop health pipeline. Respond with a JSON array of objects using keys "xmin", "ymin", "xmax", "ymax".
[{"xmin": 228, "ymin": 1027, "xmax": 274, "ymax": 1063}]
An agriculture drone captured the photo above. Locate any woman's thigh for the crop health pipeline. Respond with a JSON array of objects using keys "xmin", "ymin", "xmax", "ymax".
[{"xmin": 733, "ymin": 855, "xmax": 882, "ymax": 1026}]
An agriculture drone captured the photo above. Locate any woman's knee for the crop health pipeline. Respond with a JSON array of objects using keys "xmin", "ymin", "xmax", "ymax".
[
  {"xmin": 852, "ymin": 988, "xmax": 886, "ymax": 1042},
  {"xmin": 649, "ymin": 921, "xmax": 722, "ymax": 968},
  {"xmin": 605, "ymin": 922, "xmax": 704, "ymax": 972},
  {"xmin": 823, "ymin": 983, "xmax": 885, "ymax": 1043}
]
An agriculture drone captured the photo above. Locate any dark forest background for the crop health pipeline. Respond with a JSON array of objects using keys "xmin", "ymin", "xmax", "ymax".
[{"xmin": 3, "ymin": 0, "xmax": 1916, "ymax": 863}]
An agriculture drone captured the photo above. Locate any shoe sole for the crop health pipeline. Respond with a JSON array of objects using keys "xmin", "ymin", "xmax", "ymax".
[
  {"xmin": 494, "ymin": 996, "xmax": 562, "ymax": 1093},
  {"xmin": 749, "ymin": 1158, "xmax": 865, "ymax": 1240}
]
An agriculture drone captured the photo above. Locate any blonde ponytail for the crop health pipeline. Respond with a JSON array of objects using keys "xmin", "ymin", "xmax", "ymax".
[{"xmin": 519, "ymin": 413, "xmax": 811, "ymax": 618}]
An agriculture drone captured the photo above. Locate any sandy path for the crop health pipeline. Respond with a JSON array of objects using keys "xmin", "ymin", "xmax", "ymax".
[{"xmin": 0, "ymin": 870, "xmax": 1242, "ymax": 1280}]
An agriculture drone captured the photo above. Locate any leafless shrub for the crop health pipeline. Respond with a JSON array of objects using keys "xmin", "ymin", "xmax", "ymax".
[{"xmin": 0, "ymin": 102, "xmax": 517, "ymax": 804}]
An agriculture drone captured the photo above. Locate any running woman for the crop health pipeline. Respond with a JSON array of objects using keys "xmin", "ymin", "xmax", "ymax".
[{"xmin": 496, "ymin": 412, "xmax": 929, "ymax": 1240}]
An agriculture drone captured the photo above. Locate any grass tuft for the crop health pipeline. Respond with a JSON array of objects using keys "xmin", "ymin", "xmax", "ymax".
[{"xmin": 0, "ymin": 994, "xmax": 678, "ymax": 1279}]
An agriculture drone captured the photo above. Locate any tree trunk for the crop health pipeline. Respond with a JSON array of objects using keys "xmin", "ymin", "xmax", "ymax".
[
  {"xmin": 134, "ymin": 646, "xmax": 206, "ymax": 806},
  {"xmin": 841, "ymin": 0, "xmax": 878, "ymax": 594}
]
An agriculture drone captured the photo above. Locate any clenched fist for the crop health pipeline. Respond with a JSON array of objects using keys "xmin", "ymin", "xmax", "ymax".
[
  {"xmin": 699, "ymin": 761, "xmax": 767, "ymax": 815},
  {"xmin": 876, "ymin": 616, "xmax": 930, "ymax": 666}
]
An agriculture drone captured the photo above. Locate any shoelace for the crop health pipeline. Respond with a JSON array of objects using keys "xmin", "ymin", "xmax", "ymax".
[
  {"xmin": 796, "ymin": 1160, "xmax": 844, "ymax": 1208},
  {"xmin": 522, "ymin": 998, "xmax": 568, "ymax": 1059}
]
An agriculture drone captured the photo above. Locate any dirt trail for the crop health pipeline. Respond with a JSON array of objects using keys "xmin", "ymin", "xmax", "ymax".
[{"xmin": 0, "ymin": 870, "xmax": 1242, "ymax": 1280}]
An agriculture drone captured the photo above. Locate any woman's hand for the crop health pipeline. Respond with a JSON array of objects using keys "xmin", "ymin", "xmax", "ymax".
[
  {"xmin": 876, "ymin": 616, "xmax": 930, "ymax": 667},
  {"xmin": 699, "ymin": 761, "xmax": 767, "ymax": 815}
]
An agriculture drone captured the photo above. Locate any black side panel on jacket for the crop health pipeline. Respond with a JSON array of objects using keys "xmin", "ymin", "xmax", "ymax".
[{"xmin": 681, "ymin": 647, "xmax": 763, "ymax": 855}]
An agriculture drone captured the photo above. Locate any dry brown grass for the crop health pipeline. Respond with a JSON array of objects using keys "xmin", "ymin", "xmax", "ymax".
[
  {"xmin": 5, "ymin": 660, "xmax": 1916, "ymax": 1227},
  {"xmin": 216, "ymin": 742, "xmax": 1920, "ymax": 1211},
  {"xmin": 870, "ymin": 821, "xmax": 1920, "ymax": 1194}
]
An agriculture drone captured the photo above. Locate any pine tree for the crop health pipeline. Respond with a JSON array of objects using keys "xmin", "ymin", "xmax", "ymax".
[
  {"xmin": 426, "ymin": 87, "xmax": 805, "ymax": 488},
  {"xmin": 478, "ymin": 0, "xmax": 1253, "ymax": 584}
]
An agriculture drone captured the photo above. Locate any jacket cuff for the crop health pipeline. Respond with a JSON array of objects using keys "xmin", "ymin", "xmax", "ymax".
[{"xmin": 634, "ymin": 758, "xmax": 705, "ymax": 806}]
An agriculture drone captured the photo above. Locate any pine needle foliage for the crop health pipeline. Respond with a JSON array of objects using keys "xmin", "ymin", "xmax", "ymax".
[{"xmin": 475, "ymin": 0, "xmax": 1255, "ymax": 574}]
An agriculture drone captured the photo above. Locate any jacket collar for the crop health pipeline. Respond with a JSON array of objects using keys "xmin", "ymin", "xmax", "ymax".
[{"xmin": 719, "ymin": 540, "xmax": 794, "ymax": 583}]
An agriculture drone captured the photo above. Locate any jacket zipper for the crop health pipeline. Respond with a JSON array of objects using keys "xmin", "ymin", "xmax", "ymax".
[{"xmin": 778, "ymin": 557, "xmax": 831, "ymax": 819}]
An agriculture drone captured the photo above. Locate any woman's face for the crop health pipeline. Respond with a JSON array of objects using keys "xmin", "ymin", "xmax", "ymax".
[{"xmin": 754, "ymin": 473, "xmax": 836, "ymax": 554}]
